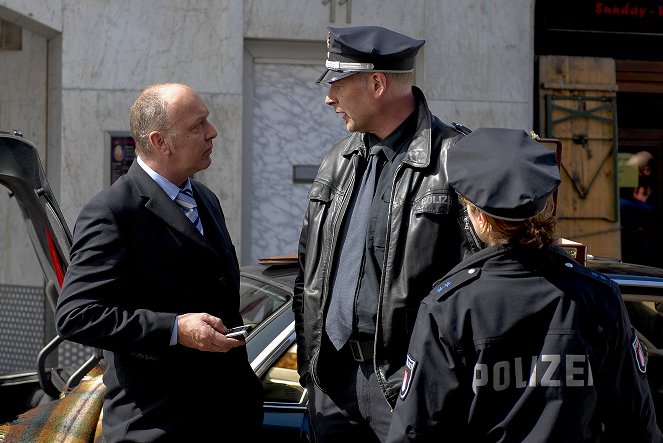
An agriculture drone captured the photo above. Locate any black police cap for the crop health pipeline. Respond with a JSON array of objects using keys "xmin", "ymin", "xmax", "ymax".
[
  {"xmin": 317, "ymin": 26, "xmax": 425, "ymax": 84},
  {"xmin": 448, "ymin": 128, "xmax": 561, "ymax": 221}
]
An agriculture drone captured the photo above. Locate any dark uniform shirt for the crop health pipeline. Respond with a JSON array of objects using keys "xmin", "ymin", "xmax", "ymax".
[
  {"xmin": 387, "ymin": 245, "xmax": 662, "ymax": 443},
  {"xmin": 353, "ymin": 110, "xmax": 417, "ymax": 337}
]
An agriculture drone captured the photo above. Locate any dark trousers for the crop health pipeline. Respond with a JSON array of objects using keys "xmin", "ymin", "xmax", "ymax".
[{"xmin": 307, "ymin": 344, "xmax": 393, "ymax": 442}]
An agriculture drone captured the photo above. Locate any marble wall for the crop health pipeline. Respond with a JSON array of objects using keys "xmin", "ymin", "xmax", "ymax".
[
  {"xmin": 421, "ymin": 0, "xmax": 535, "ymax": 130},
  {"xmin": 0, "ymin": 0, "xmax": 61, "ymax": 37},
  {"xmin": 0, "ymin": 27, "xmax": 47, "ymax": 151},
  {"xmin": 57, "ymin": 0, "xmax": 244, "ymax": 239},
  {"xmin": 244, "ymin": 0, "xmax": 426, "ymax": 41},
  {"xmin": 250, "ymin": 61, "xmax": 348, "ymax": 263},
  {"xmin": 0, "ymin": 0, "xmax": 536, "ymax": 277},
  {"xmin": 245, "ymin": 0, "xmax": 535, "ymax": 132}
]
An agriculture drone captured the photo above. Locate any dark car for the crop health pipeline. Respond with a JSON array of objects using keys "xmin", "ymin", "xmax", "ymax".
[
  {"xmin": 240, "ymin": 256, "xmax": 310, "ymax": 441},
  {"xmin": 2, "ymin": 131, "xmax": 663, "ymax": 440}
]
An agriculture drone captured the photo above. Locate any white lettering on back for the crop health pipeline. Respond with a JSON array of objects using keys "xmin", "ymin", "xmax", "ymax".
[
  {"xmin": 541, "ymin": 355, "xmax": 561, "ymax": 387},
  {"xmin": 472, "ymin": 363, "xmax": 488, "ymax": 394},
  {"xmin": 471, "ymin": 354, "xmax": 594, "ymax": 393}
]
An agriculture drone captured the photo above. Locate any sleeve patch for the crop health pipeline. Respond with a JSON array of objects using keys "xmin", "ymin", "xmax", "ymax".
[
  {"xmin": 632, "ymin": 336, "xmax": 648, "ymax": 374},
  {"xmin": 399, "ymin": 353, "xmax": 418, "ymax": 400}
]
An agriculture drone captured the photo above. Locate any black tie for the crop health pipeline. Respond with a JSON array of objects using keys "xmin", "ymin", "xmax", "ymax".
[{"xmin": 326, "ymin": 152, "xmax": 379, "ymax": 350}]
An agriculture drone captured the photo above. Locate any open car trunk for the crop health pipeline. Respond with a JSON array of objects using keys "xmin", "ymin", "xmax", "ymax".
[{"xmin": 0, "ymin": 131, "xmax": 97, "ymax": 424}]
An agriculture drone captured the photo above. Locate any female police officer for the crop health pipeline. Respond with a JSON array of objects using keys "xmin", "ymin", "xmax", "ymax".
[{"xmin": 386, "ymin": 128, "xmax": 662, "ymax": 442}]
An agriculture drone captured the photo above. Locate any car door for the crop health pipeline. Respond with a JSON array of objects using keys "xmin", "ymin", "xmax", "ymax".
[{"xmin": 240, "ymin": 270, "xmax": 312, "ymax": 442}]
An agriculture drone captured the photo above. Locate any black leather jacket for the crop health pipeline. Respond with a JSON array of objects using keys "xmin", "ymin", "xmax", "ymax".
[{"xmin": 294, "ymin": 87, "xmax": 472, "ymax": 407}]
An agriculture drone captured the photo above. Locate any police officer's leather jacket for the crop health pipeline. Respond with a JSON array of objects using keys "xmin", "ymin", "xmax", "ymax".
[{"xmin": 293, "ymin": 87, "xmax": 473, "ymax": 407}]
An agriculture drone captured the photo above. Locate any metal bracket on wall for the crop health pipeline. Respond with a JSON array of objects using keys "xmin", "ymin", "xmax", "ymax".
[
  {"xmin": 546, "ymin": 94, "xmax": 619, "ymax": 221},
  {"xmin": 322, "ymin": 0, "xmax": 352, "ymax": 23}
]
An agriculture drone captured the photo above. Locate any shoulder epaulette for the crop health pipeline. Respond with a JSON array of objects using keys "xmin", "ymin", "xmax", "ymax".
[
  {"xmin": 431, "ymin": 267, "xmax": 482, "ymax": 301},
  {"xmin": 452, "ymin": 122, "xmax": 472, "ymax": 135},
  {"xmin": 551, "ymin": 251, "xmax": 615, "ymax": 288}
]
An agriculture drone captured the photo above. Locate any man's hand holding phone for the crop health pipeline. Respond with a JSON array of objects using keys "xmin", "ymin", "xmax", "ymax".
[
  {"xmin": 177, "ymin": 313, "xmax": 250, "ymax": 352},
  {"xmin": 225, "ymin": 325, "xmax": 253, "ymax": 340}
]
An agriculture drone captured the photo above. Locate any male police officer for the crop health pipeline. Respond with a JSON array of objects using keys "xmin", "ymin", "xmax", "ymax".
[
  {"xmin": 387, "ymin": 128, "xmax": 662, "ymax": 442},
  {"xmin": 293, "ymin": 26, "xmax": 470, "ymax": 442}
]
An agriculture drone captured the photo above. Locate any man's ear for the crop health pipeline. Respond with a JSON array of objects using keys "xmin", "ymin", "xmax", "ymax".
[
  {"xmin": 148, "ymin": 130, "xmax": 169, "ymax": 155},
  {"xmin": 370, "ymin": 72, "xmax": 387, "ymax": 98}
]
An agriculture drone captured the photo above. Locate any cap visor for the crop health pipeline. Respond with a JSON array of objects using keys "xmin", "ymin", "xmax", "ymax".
[{"xmin": 316, "ymin": 69, "xmax": 358, "ymax": 85}]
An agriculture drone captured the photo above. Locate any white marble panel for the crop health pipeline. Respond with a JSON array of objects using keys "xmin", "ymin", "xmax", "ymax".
[
  {"xmin": 0, "ymin": 28, "xmax": 47, "ymax": 151},
  {"xmin": 245, "ymin": 0, "xmax": 425, "ymax": 40},
  {"xmin": 194, "ymin": 92, "xmax": 243, "ymax": 252},
  {"xmin": 59, "ymin": 89, "xmax": 139, "ymax": 228},
  {"xmin": 61, "ymin": 0, "xmax": 242, "ymax": 93},
  {"xmin": 0, "ymin": 0, "xmax": 61, "ymax": 36},
  {"xmin": 427, "ymin": 98, "xmax": 533, "ymax": 133},
  {"xmin": 422, "ymin": 0, "xmax": 534, "ymax": 104},
  {"xmin": 250, "ymin": 62, "xmax": 347, "ymax": 264}
]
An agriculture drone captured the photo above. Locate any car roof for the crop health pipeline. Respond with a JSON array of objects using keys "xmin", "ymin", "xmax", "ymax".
[{"xmin": 587, "ymin": 256, "xmax": 663, "ymax": 279}]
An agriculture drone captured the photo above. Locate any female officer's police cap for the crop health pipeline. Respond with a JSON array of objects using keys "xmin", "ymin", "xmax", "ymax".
[
  {"xmin": 448, "ymin": 128, "xmax": 561, "ymax": 221},
  {"xmin": 316, "ymin": 26, "xmax": 425, "ymax": 85}
]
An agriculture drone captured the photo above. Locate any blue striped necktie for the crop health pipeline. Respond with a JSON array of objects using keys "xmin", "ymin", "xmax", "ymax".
[{"xmin": 175, "ymin": 188, "xmax": 204, "ymax": 235}]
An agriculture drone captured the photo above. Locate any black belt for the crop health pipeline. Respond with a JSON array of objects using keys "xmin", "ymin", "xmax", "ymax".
[{"xmin": 348, "ymin": 339, "xmax": 374, "ymax": 362}]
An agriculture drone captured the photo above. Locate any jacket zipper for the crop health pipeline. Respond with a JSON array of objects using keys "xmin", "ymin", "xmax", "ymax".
[{"xmin": 374, "ymin": 161, "xmax": 404, "ymax": 412}]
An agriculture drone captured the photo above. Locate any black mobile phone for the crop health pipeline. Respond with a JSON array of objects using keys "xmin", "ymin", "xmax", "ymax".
[{"xmin": 225, "ymin": 325, "xmax": 253, "ymax": 339}]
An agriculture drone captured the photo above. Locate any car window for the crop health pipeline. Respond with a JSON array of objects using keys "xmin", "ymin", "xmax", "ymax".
[
  {"xmin": 239, "ymin": 276, "xmax": 289, "ymax": 326},
  {"xmin": 261, "ymin": 343, "xmax": 305, "ymax": 404}
]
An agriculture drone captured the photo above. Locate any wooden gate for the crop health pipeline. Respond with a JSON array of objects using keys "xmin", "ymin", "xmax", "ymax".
[{"xmin": 539, "ymin": 55, "xmax": 621, "ymax": 259}]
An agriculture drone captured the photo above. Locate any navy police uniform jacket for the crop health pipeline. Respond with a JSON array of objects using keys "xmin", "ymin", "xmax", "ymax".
[{"xmin": 387, "ymin": 245, "xmax": 662, "ymax": 442}]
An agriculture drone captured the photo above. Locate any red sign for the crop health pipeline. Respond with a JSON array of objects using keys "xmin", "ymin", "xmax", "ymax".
[{"xmin": 539, "ymin": 0, "xmax": 663, "ymax": 35}]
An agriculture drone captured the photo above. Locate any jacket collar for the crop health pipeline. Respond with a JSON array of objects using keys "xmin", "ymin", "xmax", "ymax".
[
  {"xmin": 446, "ymin": 244, "xmax": 572, "ymax": 277},
  {"xmin": 340, "ymin": 86, "xmax": 433, "ymax": 168},
  {"xmin": 127, "ymin": 162, "xmax": 219, "ymax": 255}
]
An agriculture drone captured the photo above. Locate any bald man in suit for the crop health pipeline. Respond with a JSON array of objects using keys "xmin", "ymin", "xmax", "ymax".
[{"xmin": 56, "ymin": 83, "xmax": 263, "ymax": 442}]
